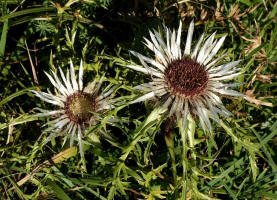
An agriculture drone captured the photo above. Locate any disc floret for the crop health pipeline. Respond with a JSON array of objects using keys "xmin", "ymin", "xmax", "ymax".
[
  {"xmin": 65, "ymin": 91, "xmax": 96, "ymax": 124},
  {"xmin": 165, "ymin": 57, "xmax": 208, "ymax": 97}
]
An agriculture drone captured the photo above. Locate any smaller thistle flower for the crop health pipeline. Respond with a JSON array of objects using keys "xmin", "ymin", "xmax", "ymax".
[
  {"xmin": 127, "ymin": 20, "xmax": 245, "ymax": 132},
  {"xmin": 32, "ymin": 60, "xmax": 116, "ymax": 156}
]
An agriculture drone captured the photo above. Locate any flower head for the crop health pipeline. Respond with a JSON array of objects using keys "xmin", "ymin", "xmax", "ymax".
[
  {"xmin": 32, "ymin": 60, "xmax": 116, "ymax": 156},
  {"xmin": 128, "ymin": 20, "xmax": 244, "ymax": 132}
]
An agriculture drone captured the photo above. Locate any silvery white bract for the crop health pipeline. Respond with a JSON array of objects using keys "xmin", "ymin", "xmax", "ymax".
[
  {"xmin": 127, "ymin": 20, "xmax": 244, "ymax": 132},
  {"xmin": 32, "ymin": 60, "xmax": 116, "ymax": 157}
]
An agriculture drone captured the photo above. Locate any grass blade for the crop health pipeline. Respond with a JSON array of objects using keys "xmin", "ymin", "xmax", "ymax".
[
  {"xmin": 0, "ymin": 86, "xmax": 36, "ymax": 107},
  {"xmin": 0, "ymin": 19, "xmax": 8, "ymax": 57},
  {"xmin": 46, "ymin": 179, "xmax": 72, "ymax": 200}
]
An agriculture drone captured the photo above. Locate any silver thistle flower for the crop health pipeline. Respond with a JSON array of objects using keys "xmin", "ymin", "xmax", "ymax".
[
  {"xmin": 127, "ymin": 20, "xmax": 245, "ymax": 132},
  {"xmin": 32, "ymin": 60, "xmax": 116, "ymax": 156}
]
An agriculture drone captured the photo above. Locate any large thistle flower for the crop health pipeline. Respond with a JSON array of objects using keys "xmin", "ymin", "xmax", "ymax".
[
  {"xmin": 32, "ymin": 60, "xmax": 115, "ymax": 156},
  {"xmin": 127, "ymin": 20, "xmax": 244, "ymax": 132}
]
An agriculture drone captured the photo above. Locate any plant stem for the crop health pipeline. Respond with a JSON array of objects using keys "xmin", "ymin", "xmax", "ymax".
[
  {"xmin": 178, "ymin": 115, "xmax": 196, "ymax": 199},
  {"xmin": 187, "ymin": 115, "xmax": 196, "ymax": 160},
  {"xmin": 164, "ymin": 129, "xmax": 177, "ymax": 186},
  {"xmin": 179, "ymin": 118, "xmax": 188, "ymax": 199}
]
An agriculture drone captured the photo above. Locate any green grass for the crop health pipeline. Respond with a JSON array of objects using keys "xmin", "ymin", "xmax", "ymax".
[{"xmin": 0, "ymin": 0, "xmax": 277, "ymax": 199}]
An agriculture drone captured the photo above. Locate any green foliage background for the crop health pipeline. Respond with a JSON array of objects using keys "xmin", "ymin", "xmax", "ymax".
[{"xmin": 0, "ymin": 0, "xmax": 277, "ymax": 199}]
